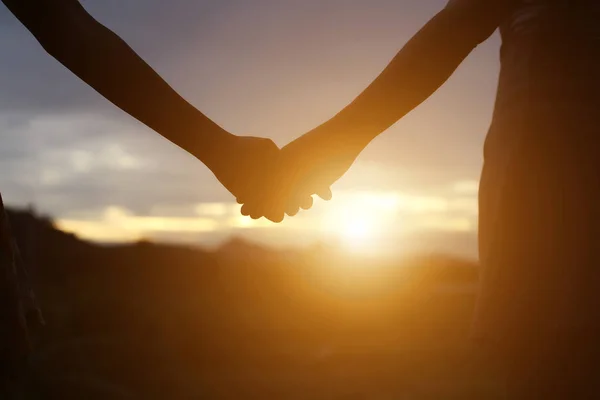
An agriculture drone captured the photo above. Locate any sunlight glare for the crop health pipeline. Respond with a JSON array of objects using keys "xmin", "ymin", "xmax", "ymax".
[
  {"xmin": 343, "ymin": 218, "xmax": 372, "ymax": 240},
  {"xmin": 320, "ymin": 191, "xmax": 400, "ymax": 252}
]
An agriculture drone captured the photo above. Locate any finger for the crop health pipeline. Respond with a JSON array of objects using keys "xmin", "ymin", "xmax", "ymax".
[
  {"xmin": 242, "ymin": 203, "xmax": 263, "ymax": 219},
  {"xmin": 266, "ymin": 212, "xmax": 285, "ymax": 223},
  {"xmin": 263, "ymin": 206, "xmax": 285, "ymax": 223},
  {"xmin": 247, "ymin": 199, "xmax": 266, "ymax": 220},
  {"xmin": 240, "ymin": 203, "xmax": 251, "ymax": 216},
  {"xmin": 241, "ymin": 186, "xmax": 273, "ymax": 219},
  {"xmin": 236, "ymin": 197, "xmax": 244, "ymax": 205},
  {"xmin": 316, "ymin": 187, "xmax": 332, "ymax": 201},
  {"xmin": 285, "ymin": 203, "xmax": 300, "ymax": 217},
  {"xmin": 299, "ymin": 195, "xmax": 313, "ymax": 210}
]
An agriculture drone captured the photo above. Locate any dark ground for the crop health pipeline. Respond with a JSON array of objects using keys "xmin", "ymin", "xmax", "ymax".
[{"xmin": 7, "ymin": 208, "xmax": 504, "ymax": 399}]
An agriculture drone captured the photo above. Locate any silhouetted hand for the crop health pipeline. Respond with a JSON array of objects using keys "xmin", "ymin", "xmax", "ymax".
[
  {"xmin": 204, "ymin": 135, "xmax": 283, "ymax": 222},
  {"xmin": 240, "ymin": 131, "xmax": 363, "ymax": 220}
]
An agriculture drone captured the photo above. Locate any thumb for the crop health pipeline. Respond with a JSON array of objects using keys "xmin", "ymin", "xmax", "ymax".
[{"xmin": 316, "ymin": 187, "xmax": 333, "ymax": 201}]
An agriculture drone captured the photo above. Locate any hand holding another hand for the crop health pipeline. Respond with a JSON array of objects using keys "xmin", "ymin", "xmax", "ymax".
[
  {"xmin": 238, "ymin": 130, "xmax": 363, "ymax": 221},
  {"xmin": 203, "ymin": 134, "xmax": 283, "ymax": 220}
]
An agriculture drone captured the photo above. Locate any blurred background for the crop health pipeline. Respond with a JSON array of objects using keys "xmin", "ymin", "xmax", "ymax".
[
  {"xmin": 0, "ymin": 0, "xmax": 506, "ymax": 398},
  {"xmin": 12, "ymin": 209, "xmax": 499, "ymax": 399}
]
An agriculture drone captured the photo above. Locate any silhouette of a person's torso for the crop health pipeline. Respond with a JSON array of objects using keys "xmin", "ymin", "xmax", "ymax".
[{"xmin": 474, "ymin": 0, "xmax": 600, "ymax": 346}]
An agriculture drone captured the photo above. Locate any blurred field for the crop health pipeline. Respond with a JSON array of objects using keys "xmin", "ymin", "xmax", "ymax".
[{"xmin": 8, "ymin": 208, "xmax": 505, "ymax": 399}]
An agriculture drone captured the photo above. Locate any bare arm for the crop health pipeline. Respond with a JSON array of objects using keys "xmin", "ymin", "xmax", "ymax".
[
  {"xmin": 266, "ymin": 0, "xmax": 519, "ymax": 216},
  {"xmin": 300, "ymin": 0, "xmax": 518, "ymax": 150},
  {"xmin": 1, "ymin": 0, "xmax": 232, "ymax": 168}
]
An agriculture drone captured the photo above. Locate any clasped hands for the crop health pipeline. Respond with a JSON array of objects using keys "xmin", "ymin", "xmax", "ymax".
[{"xmin": 209, "ymin": 130, "xmax": 362, "ymax": 222}]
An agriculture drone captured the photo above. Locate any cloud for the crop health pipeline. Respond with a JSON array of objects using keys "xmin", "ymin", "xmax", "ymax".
[
  {"xmin": 55, "ymin": 203, "xmax": 281, "ymax": 243},
  {"xmin": 0, "ymin": 0, "xmax": 495, "ymax": 258},
  {"xmin": 452, "ymin": 180, "xmax": 479, "ymax": 195},
  {"xmin": 0, "ymin": 0, "xmax": 231, "ymax": 113},
  {"xmin": 0, "ymin": 0, "xmax": 254, "ymax": 214},
  {"xmin": 0, "ymin": 112, "xmax": 236, "ymax": 216},
  {"xmin": 194, "ymin": 202, "xmax": 236, "ymax": 217},
  {"xmin": 53, "ymin": 187, "xmax": 478, "ymax": 248}
]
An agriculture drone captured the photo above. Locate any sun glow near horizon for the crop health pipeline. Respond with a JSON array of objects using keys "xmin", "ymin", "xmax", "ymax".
[
  {"xmin": 318, "ymin": 191, "xmax": 401, "ymax": 252},
  {"xmin": 52, "ymin": 185, "xmax": 477, "ymax": 253}
]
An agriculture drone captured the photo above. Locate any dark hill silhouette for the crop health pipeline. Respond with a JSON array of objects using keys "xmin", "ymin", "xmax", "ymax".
[
  {"xmin": 3, "ymin": 206, "xmax": 484, "ymax": 399},
  {"xmin": 216, "ymin": 236, "xmax": 287, "ymax": 264}
]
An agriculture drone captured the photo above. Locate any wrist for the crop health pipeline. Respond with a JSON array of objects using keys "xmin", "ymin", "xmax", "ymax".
[
  {"xmin": 196, "ymin": 130, "xmax": 236, "ymax": 171},
  {"xmin": 322, "ymin": 128, "xmax": 367, "ymax": 157},
  {"xmin": 173, "ymin": 111, "xmax": 235, "ymax": 169},
  {"xmin": 316, "ymin": 118, "xmax": 370, "ymax": 152}
]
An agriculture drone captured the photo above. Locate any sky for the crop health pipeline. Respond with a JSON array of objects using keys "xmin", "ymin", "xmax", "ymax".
[{"xmin": 0, "ymin": 0, "xmax": 503, "ymax": 259}]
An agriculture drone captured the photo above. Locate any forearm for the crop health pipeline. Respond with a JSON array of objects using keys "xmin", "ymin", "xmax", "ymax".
[
  {"xmin": 307, "ymin": 6, "xmax": 500, "ymax": 150},
  {"xmin": 36, "ymin": 13, "xmax": 231, "ymax": 166}
]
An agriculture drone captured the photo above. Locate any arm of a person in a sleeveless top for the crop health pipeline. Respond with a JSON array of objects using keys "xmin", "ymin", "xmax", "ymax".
[
  {"xmin": 313, "ymin": 0, "xmax": 519, "ymax": 145},
  {"xmin": 249, "ymin": 0, "xmax": 519, "ymax": 218},
  {"xmin": 1, "ymin": 0, "xmax": 284, "ymax": 221}
]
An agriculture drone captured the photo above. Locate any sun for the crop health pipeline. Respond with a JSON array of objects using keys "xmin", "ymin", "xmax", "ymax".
[
  {"xmin": 340, "ymin": 216, "xmax": 374, "ymax": 245},
  {"xmin": 343, "ymin": 218, "xmax": 371, "ymax": 239},
  {"xmin": 320, "ymin": 191, "xmax": 399, "ymax": 252}
]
